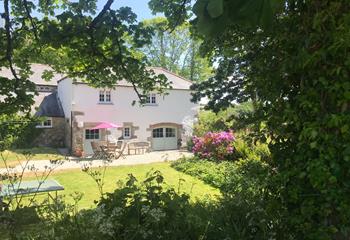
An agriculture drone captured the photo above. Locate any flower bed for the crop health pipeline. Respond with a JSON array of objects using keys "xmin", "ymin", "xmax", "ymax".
[{"xmin": 192, "ymin": 131, "xmax": 236, "ymax": 161}]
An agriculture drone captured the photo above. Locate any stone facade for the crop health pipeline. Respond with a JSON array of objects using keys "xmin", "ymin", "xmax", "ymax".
[
  {"xmin": 34, "ymin": 117, "xmax": 66, "ymax": 147},
  {"xmin": 117, "ymin": 122, "xmax": 139, "ymax": 140},
  {"xmin": 64, "ymin": 118, "xmax": 71, "ymax": 149},
  {"xmin": 71, "ymin": 120, "xmax": 108, "ymax": 154}
]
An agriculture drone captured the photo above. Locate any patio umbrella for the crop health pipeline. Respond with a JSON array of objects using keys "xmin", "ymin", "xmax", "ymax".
[{"xmin": 91, "ymin": 122, "xmax": 121, "ymax": 142}]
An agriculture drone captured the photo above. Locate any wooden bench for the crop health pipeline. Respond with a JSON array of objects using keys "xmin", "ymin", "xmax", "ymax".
[{"xmin": 127, "ymin": 141, "xmax": 150, "ymax": 155}]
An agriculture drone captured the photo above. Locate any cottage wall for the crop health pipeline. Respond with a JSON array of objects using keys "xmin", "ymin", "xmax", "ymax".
[{"xmin": 34, "ymin": 117, "xmax": 66, "ymax": 147}]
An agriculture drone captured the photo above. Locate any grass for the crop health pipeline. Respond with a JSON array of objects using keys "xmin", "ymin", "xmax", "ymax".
[
  {"xmin": 24, "ymin": 162, "xmax": 220, "ymax": 209},
  {"xmin": 0, "ymin": 162, "xmax": 219, "ymax": 238},
  {"xmin": 0, "ymin": 147, "xmax": 65, "ymax": 168}
]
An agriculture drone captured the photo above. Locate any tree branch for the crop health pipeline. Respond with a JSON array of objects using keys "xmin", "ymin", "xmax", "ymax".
[
  {"xmin": 4, "ymin": 0, "xmax": 20, "ymax": 83},
  {"xmin": 89, "ymin": 0, "xmax": 114, "ymax": 29},
  {"xmin": 23, "ymin": 0, "xmax": 39, "ymax": 42},
  {"xmin": 164, "ymin": 0, "xmax": 188, "ymax": 33}
]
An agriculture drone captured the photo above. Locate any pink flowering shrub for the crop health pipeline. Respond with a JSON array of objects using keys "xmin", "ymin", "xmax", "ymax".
[{"xmin": 192, "ymin": 131, "xmax": 236, "ymax": 161}]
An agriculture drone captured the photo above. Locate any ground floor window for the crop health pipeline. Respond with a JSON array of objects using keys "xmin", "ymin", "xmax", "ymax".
[
  {"xmin": 36, "ymin": 118, "xmax": 53, "ymax": 128},
  {"xmin": 85, "ymin": 129, "xmax": 99, "ymax": 140},
  {"xmin": 123, "ymin": 127, "xmax": 131, "ymax": 138}
]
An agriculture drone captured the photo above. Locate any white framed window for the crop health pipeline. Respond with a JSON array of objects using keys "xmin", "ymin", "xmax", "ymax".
[
  {"xmin": 85, "ymin": 129, "xmax": 100, "ymax": 140},
  {"xmin": 152, "ymin": 128, "xmax": 164, "ymax": 138},
  {"xmin": 99, "ymin": 90, "xmax": 111, "ymax": 103},
  {"xmin": 36, "ymin": 118, "xmax": 53, "ymax": 128},
  {"xmin": 99, "ymin": 91, "xmax": 105, "ymax": 102},
  {"xmin": 165, "ymin": 128, "xmax": 176, "ymax": 138},
  {"xmin": 123, "ymin": 127, "xmax": 131, "ymax": 139},
  {"xmin": 145, "ymin": 93, "xmax": 157, "ymax": 105},
  {"xmin": 105, "ymin": 91, "xmax": 111, "ymax": 102}
]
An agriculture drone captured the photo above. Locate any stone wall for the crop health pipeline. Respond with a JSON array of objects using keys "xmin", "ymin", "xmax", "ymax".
[
  {"xmin": 34, "ymin": 117, "xmax": 66, "ymax": 147},
  {"xmin": 117, "ymin": 122, "xmax": 139, "ymax": 140},
  {"xmin": 64, "ymin": 118, "xmax": 71, "ymax": 149}
]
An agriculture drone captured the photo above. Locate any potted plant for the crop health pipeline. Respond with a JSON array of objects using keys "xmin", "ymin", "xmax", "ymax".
[{"xmin": 74, "ymin": 148, "xmax": 83, "ymax": 157}]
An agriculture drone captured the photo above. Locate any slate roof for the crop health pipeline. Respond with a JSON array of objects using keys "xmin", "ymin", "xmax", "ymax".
[
  {"xmin": 0, "ymin": 63, "xmax": 65, "ymax": 86},
  {"xmin": 59, "ymin": 67, "xmax": 193, "ymax": 90},
  {"xmin": 0, "ymin": 64, "xmax": 192, "ymax": 89},
  {"xmin": 35, "ymin": 92, "xmax": 64, "ymax": 117}
]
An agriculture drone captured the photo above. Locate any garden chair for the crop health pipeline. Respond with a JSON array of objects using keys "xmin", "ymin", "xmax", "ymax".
[
  {"xmin": 114, "ymin": 141, "xmax": 127, "ymax": 159},
  {"xmin": 105, "ymin": 141, "xmax": 126, "ymax": 160},
  {"xmin": 90, "ymin": 141, "xmax": 103, "ymax": 159}
]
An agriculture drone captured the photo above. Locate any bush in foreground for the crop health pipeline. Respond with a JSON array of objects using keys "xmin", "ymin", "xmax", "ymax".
[{"xmin": 29, "ymin": 170, "xmax": 288, "ymax": 240}]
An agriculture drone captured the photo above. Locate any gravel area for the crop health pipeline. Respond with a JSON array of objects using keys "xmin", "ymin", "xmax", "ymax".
[{"xmin": 0, "ymin": 150, "xmax": 192, "ymax": 174}]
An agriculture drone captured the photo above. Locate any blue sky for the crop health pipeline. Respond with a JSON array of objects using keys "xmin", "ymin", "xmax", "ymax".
[
  {"xmin": 0, "ymin": 1, "xmax": 158, "ymax": 27},
  {"xmin": 0, "ymin": 0, "xmax": 158, "ymax": 20},
  {"xmin": 97, "ymin": 0, "xmax": 158, "ymax": 20}
]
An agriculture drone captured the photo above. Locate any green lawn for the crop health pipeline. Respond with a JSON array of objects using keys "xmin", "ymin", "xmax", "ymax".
[
  {"xmin": 26, "ymin": 162, "xmax": 220, "ymax": 209},
  {"xmin": 0, "ymin": 147, "xmax": 65, "ymax": 168}
]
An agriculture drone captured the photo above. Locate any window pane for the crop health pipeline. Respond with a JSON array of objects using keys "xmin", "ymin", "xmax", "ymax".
[
  {"xmin": 124, "ymin": 127, "xmax": 130, "ymax": 137},
  {"xmin": 151, "ymin": 94, "xmax": 156, "ymax": 104},
  {"xmin": 106, "ymin": 91, "xmax": 111, "ymax": 102},
  {"xmin": 85, "ymin": 129, "xmax": 99, "ymax": 140},
  {"xmin": 145, "ymin": 94, "xmax": 151, "ymax": 104},
  {"xmin": 99, "ymin": 91, "xmax": 105, "ymax": 102},
  {"xmin": 152, "ymin": 128, "xmax": 163, "ymax": 138},
  {"xmin": 43, "ymin": 119, "xmax": 51, "ymax": 126},
  {"xmin": 166, "ymin": 128, "xmax": 175, "ymax": 137},
  {"xmin": 85, "ymin": 129, "xmax": 90, "ymax": 139}
]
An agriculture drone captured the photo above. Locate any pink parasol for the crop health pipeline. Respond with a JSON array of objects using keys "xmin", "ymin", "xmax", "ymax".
[
  {"xmin": 91, "ymin": 122, "xmax": 121, "ymax": 129},
  {"xmin": 91, "ymin": 122, "xmax": 121, "ymax": 142}
]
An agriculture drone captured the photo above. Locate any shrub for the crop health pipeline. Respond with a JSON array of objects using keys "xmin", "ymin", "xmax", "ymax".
[
  {"xmin": 171, "ymin": 157, "xmax": 232, "ymax": 188},
  {"xmin": 0, "ymin": 114, "xmax": 43, "ymax": 150},
  {"xmin": 193, "ymin": 102, "xmax": 254, "ymax": 137},
  {"xmin": 192, "ymin": 131, "xmax": 236, "ymax": 161},
  {"xmin": 30, "ymin": 170, "xmax": 289, "ymax": 240},
  {"xmin": 33, "ymin": 171, "xmax": 208, "ymax": 240},
  {"xmin": 172, "ymin": 154, "xmax": 288, "ymax": 238}
]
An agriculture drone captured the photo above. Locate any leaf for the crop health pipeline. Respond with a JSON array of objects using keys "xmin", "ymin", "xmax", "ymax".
[
  {"xmin": 260, "ymin": 0, "xmax": 273, "ymax": 29},
  {"xmin": 310, "ymin": 142, "xmax": 317, "ymax": 149},
  {"xmin": 206, "ymin": 0, "xmax": 224, "ymax": 18}
]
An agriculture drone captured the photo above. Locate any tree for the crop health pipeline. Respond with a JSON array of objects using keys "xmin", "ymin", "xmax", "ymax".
[
  {"xmin": 142, "ymin": 17, "xmax": 212, "ymax": 82},
  {"xmin": 0, "ymin": 0, "xmax": 170, "ymax": 115},
  {"xmin": 150, "ymin": 0, "xmax": 350, "ymax": 238}
]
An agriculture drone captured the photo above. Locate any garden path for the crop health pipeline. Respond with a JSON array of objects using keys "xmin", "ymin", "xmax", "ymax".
[{"xmin": 0, "ymin": 150, "xmax": 192, "ymax": 174}]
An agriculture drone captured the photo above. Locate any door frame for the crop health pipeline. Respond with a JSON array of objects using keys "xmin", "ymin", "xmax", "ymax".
[{"xmin": 146, "ymin": 122, "xmax": 183, "ymax": 151}]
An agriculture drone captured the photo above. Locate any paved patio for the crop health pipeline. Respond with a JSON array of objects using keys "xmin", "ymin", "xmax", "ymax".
[{"xmin": 0, "ymin": 150, "xmax": 192, "ymax": 174}]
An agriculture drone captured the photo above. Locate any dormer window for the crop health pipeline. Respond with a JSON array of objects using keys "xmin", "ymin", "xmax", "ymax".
[
  {"xmin": 145, "ymin": 93, "xmax": 157, "ymax": 105},
  {"xmin": 99, "ymin": 90, "xmax": 111, "ymax": 103}
]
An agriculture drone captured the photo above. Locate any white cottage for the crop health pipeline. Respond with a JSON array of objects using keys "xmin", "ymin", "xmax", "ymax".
[
  {"xmin": 57, "ymin": 67, "xmax": 199, "ymax": 154},
  {"xmin": 1, "ymin": 64, "xmax": 199, "ymax": 154}
]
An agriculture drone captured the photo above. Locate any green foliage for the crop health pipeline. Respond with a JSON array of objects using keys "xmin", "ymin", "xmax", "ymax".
[
  {"xmin": 0, "ymin": 114, "xmax": 42, "ymax": 150},
  {"xmin": 172, "ymin": 138, "xmax": 271, "ymax": 190},
  {"xmin": 1, "ymin": 1, "xmax": 171, "ymax": 113},
  {"xmin": 171, "ymin": 157, "xmax": 231, "ymax": 188},
  {"xmin": 33, "ymin": 171, "xmax": 205, "ymax": 240},
  {"xmin": 27, "ymin": 170, "xmax": 288, "ymax": 240},
  {"xmin": 142, "ymin": 17, "xmax": 213, "ymax": 82},
  {"xmin": 153, "ymin": 0, "xmax": 350, "ymax": 237},
  {"xmin": 193, "ymin": 102, "xmax": 254, "ymax": 136},
  {"xmin": 192, "ymin": 0, "xmax": 281, "ymax": 37}
]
